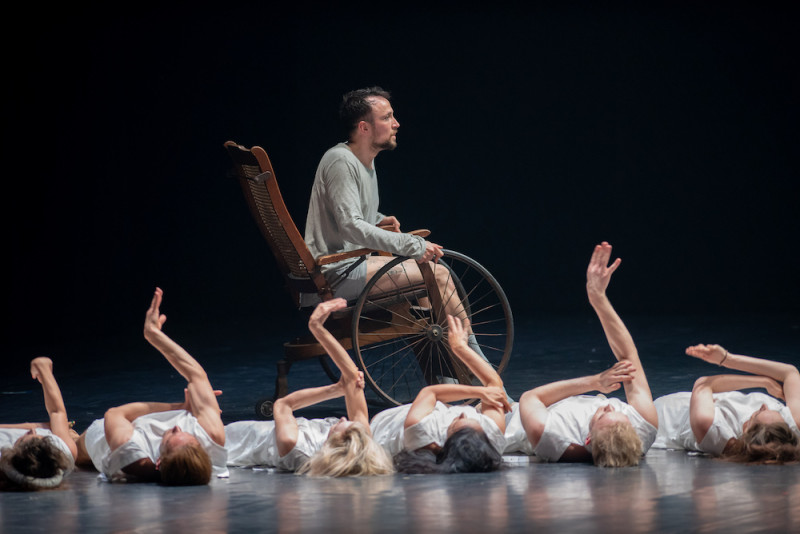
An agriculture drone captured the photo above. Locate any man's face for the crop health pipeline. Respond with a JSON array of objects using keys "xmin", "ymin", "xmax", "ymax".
[{"xmin": 365, "ymin": 96, "xmax": 400, "ymax": 151}]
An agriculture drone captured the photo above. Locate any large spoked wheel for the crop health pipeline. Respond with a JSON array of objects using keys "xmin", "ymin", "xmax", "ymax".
[{"xmin": 352, "ymin": 250, "xmax": 513, "ymax": 406}]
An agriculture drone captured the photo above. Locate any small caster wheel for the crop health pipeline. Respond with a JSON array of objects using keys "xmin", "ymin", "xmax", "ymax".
[{"xmin": 255, "ymin": 398, "xmax": 274, "ymax": 420}]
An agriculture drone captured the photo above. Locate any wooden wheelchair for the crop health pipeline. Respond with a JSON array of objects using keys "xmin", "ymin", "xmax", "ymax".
[{"xmin": 224, "ymin": 141, "xmax": 514, "ymax": 418}]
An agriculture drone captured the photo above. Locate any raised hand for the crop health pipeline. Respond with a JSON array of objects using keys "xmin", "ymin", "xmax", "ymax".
[
  {"xmin": 446, "ymin": 314, "xmax": 470, "ymax": 353},
  {"xmin": 686, "ymin": 344, "xmax": 728, "ymax": 366},
  {"xmin": 586, "ymin": 241, "xmax": 621, "ymax": 300},
  {"xmin": 30, "ymin": 357, "xmax": 54, "ymax": 383},
  {"xmin": 596, "ymin": 361, "xmax": 636, "ymax": 393},
  {"xmin": 143, "ymin": 287, "xmax": 168, "ymax": 339}
]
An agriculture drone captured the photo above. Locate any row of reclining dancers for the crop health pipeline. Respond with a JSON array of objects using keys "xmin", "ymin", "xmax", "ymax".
[{"xmin": 2, "ymin": 241, "xmax": 799, "ymax": 490}]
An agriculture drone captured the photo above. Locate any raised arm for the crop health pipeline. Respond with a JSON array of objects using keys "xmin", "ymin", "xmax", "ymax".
[
  {"xmin": 446, "ymin": 315, "xmax": 503, "ymax": 388},
  {"xmin": 142, "ymin": 288, "xmax": 224, "ymax": 446},
  {"xmin": 103, "ymin": 399, "xmax": 187, "ymax": 450},
  {"xmin": 585, "ymin": 242, "xmax": 657, "ymax": 427},
  {"xmin": 29, "ymin": 357, "xmax": 78, "ymax": 460},
  {"xmin": 273, "ymin": 382, "xmax": 345, "ymax": 456},
  {"xmin": 404, "ymin": 383, "xmax": 511, "ymax": 432},
  {"xmin": 308, "ymin": 298, "xmax": 370, "ymax": 428},
  {"xmin": 689, "ymin": 373, "xmax": 784, "ymax": 443},
  {"xmin": 687, "ymin": 344, "xmax": 800, "ymax": 428},
  {"xmin": 518, "ymin": 362, "xmax": 635, "ymax": 448}
]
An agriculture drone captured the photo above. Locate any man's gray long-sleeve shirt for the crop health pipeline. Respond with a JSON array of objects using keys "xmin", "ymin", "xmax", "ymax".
[{"xmin": 304, "ymin": 143, "xmax": 425, "ymax": 277}]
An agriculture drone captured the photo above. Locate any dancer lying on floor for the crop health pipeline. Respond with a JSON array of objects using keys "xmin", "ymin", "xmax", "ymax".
[
  {"xmin": 505, "ymin": 242, "xmax": 658, "ymax": 467},
  {"xmin": 0, "ymin": 357, "xmax": 78, "ymax": 491},
  {"xmin": 653, "ymin": 344, "xmax": 800, "ymax": 463},
  {"xmin": 370, "ymin": 314, "xmax": 512, "ymax": 474},
  {"xmin": 75, "ymin": 287, "xmax": 227, "ymax": 485},
  {"xmin": 224, "ymin": 298, "xmax": 393, "ymax": 476}
]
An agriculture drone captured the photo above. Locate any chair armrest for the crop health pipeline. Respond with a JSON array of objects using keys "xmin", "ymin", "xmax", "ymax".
[
  {"xmin": 317, "ymin": 249, "xmax": 377, "ymax": 266},
  {"xmin": 316, "ymin": 229, "xmax": 432, "ymax": 266},
  {"xmin": 378, "ymin": 226, "xmax": 432, "ymax": 239}
]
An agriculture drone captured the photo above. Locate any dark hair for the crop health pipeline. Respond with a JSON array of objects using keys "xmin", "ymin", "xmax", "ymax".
[
  {"xmin": 393, "ymin": 428, "xmax": 503, "ymax": 474},
  {"xmin": 339, "ymin": 86, "xmax": 391, "ymax": 140},
  {"xmin": 721, "ymin": 422, "xmax": 800, "ymax": 465},
  {"xmin": 11, "ymin": 438, "xmax": 70, "ymax": 478},
  {"xmin": 0, "ymin": 437, "xmax": 71, "ymax": 491}
]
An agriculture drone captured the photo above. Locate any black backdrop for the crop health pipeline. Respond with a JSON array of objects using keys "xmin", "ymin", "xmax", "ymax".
[{"xmin": 5, "ymin": 3, "xmax": 798, "ymax": 366}]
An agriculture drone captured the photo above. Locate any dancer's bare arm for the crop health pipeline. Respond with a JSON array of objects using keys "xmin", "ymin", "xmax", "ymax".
[
  {"xmin": 586, "ymin": 242, "xmax": 657, "ymax": 427},
  {"xmin": 404, "ymin": 384, "xmax": 510, "ymax": 431},
  {"xmin": 142, "ymin": 288, "xmax": 224, "ymax": 445},
  {"xmin": 30, "ymin": 357, "xmax": 78, "ymax": 460},
  {"xmin": 687, "ymin": 344, "xmax": 800, "ymax": 426},
  {"xmin": 446, "ymin": 315, "xmax": 503, "ymax": 388},
  {"xmin": 518, "ymin": 362, "xmax": 635, "ymax": 448},
  {"xmin": 308, "ymin": 298, "xmax": 369, "ymax": 428},
  {"xmin": 273, "ymin": 382, "xmax": 345, "ymax": 457},
  {"xmin": 689, "ymin": 373, "xmax": 783, "ymax": 442}
]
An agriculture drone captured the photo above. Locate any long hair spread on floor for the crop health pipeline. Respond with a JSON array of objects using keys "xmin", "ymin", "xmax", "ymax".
[
  {"xmin": 298, "ymin": 423, "xmax": 394, "ymax": 477},
  {"xmin": 393, "ymin": 427, "xmax": 503, "ymax": 474},
  {"xmin": 722, "ymin": 422, "xmax": 800, "ymax": 464}
]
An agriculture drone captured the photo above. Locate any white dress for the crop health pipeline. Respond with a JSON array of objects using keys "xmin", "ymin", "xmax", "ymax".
[
  {"xmin": 653, "ymin": 391, "xmax": 800, "ymax": 455},
  {"xmin": 0, "ymin": 428, "xmax": 75, "ymax": 471},
  {"xmin": 224, "ymin": 417, "xmax": 339, "ymax": 472},
  {"xmin": 503, "ymin": 395, "xmax": 657, "ymax": 461},
  {"xmin": 83, "ymin": 409, "xmax": 228, "ymax": 480},
  {"xmin": 370, "ymin": 401, "xmax": 506, "ymax": 456}
]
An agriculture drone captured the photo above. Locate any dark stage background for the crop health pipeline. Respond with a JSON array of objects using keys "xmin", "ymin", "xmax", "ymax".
[{"xmin": 5, "ymin": 3, "xmax": 798, "ymax": 371}]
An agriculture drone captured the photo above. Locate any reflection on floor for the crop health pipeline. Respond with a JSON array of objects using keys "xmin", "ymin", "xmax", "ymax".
[{"xmin": 2, "ymin": 313, "xmax": 799, "ymax": 532}]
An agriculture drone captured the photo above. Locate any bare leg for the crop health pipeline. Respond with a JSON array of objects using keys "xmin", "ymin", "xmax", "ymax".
[{"xmin": 366, "ymin": 256, "xmax": 506, "ymax": 397}]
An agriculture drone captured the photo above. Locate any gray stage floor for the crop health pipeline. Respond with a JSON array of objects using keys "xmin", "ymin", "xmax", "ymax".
[{"xmin": 2, "ymin": 312, "xmax": 799, "ymax": 533}]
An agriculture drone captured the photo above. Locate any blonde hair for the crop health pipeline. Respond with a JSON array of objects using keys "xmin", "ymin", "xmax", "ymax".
[
  {"xmin": 591, "ymin": 421, "xmax": 643, "ymax": 467},
  {"xmin": 297, "ymin": 423, "xmax": 394, "ymax": 477},
  {"xmin": 158, "ymin": 443, "xmax": 212, "ymax": 485},
  {"xmin": 722, "ymin": 422, "xmax": 800, "ymax": 465}
]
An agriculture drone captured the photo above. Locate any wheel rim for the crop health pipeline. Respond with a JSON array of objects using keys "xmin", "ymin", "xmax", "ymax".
[{"xmin": 352, "ymin": 250, "xmax": 513, "ymax": 406}]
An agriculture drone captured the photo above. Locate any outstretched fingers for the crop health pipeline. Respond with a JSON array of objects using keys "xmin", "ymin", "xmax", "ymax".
[
  {"xmin": 598, "ymin": 361, "xmax": 636, "ymax": 392},
  {"xmin": 586, "ymin": 242, "xmax": 621, "ymax": 296},
  {"xmin": 446, "ymin": 314, "xmax": 470, "ymax": 351},
  {"xmin": 686, "ymin": 344, "xmax": 726, "ymax": 365},
  {"xmin": 145, "ymin": 287, "xmax": 167, "ymax": 332}
]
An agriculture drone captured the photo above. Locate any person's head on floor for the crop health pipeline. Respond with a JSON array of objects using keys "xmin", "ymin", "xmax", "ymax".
[
  {"xmin": 723, "ymin": 419, "xmax": 800, "ymax": 465},
  {"xmin": 157, "ymin": 426, "xmax": 212, "ymax": 485},
  {"xmin": 587, "ymin": 405, "xmax": 642, "ymax": 467},
  {"xmin": 394, "ymin": 427, "xmax": 503, "ymax": 474},
  {"xmin": 299, "ymin": 421, "xmax": 394, "ymax": 477},
  {"xmin": 0, "ymin": 431, "xmax": 71, "ymax": 491}
]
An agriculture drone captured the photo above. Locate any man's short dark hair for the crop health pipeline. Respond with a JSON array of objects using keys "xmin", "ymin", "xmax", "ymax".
[{"xmin": 339, "ymin": 86, "xmax": 391, "ymax": 140}]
